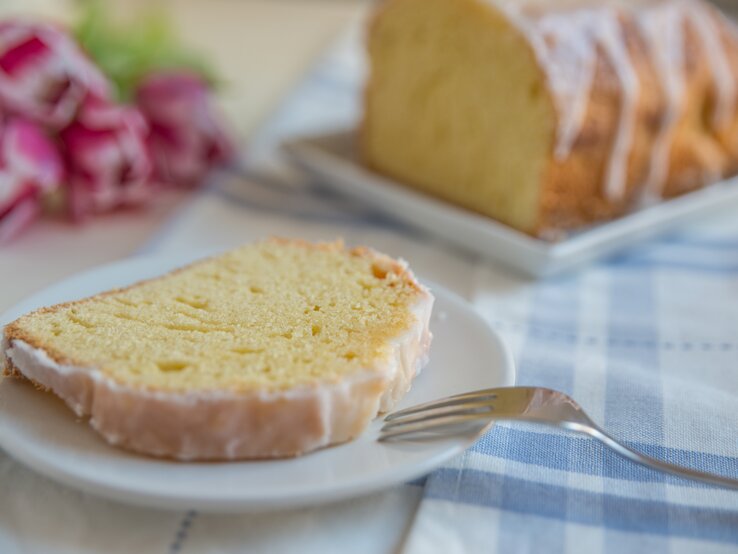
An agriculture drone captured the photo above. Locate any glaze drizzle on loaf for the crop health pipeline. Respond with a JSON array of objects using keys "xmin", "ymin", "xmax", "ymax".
[{"xmin": 500, "ymin": 0, "xmax": 738, "ymax": 200}]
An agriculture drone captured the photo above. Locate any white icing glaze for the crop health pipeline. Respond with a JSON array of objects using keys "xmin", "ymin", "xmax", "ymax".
[
  {"xmin": 495, "ymin": 0, "xmax": 737, "ymax": 200},
  {"xmin": 594, "ymin": 12, "xmax": 640, "ymax": 200},
  {"xmin": 688, "ymin": 2, "xmax": 736, "ymax": 128},
  {"xmin": 637, "ymin": 2, "xmax": 686, "ymax": 198},
  {"xmin": 378, "ymin": 291, "xmax": 434, "ymax": 412},
  {"xmin": 500, "ymin": 2, "xmax": 642, "ymax": 199},
  {"xmin": 511, "ymin": 11, "xmax": 598, "ymax": 160},
  {"xmin": 638, "ymin": 0, "xmax": 736, "ymax": 195}
]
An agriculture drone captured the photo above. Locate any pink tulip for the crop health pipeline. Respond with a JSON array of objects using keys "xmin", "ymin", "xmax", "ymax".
[
  {"xmin": 0, "ymin": 21, "xmax": 110, "ymax": 130},
  {"xmin": 0, "ymin": 116, "xmax": 64, "ymax": 243},
  {"xmin": 59, "ymin": 94, "xmax": 152, "ymax": 220},
  {"xmin": 135, "ymin": 71, "xmax": 232, "ymax": 187},
  {"xmin": 0, "ymin": 189, "xmax": 39, "ymax": 244}
]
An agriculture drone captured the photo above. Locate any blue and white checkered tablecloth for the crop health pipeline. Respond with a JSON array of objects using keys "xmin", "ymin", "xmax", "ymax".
[{"xmin": 2, "ymin": 23, "xmax": 738, "ymax": 554}]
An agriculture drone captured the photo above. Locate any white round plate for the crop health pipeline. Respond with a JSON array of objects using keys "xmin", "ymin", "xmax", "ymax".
[{"xmin": 0, "ymin": 254, "xmax": 515, "ymax": 513}]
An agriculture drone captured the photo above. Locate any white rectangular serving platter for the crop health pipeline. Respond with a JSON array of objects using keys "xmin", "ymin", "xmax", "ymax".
[{"xmin": 283, "ymin": 130, "xmax": 738, "ymax": 277}]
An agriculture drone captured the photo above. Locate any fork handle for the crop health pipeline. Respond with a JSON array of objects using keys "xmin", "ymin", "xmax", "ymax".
[{"xmin": 568, "ymin": 422, "xmax": 738, "ymax": 490}]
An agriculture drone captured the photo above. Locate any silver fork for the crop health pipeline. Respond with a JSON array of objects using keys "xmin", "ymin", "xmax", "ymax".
[{"xmin": 380, "ymin": 386, "xmax": 738, "ymax": 490}]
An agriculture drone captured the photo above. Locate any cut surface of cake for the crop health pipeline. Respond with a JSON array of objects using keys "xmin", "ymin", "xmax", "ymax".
[
  {"xmin": 2, "ymin": 239, "xmax": 433, "ymax": 460},
  {"xmin": 363, "ymin": 0, "xmax": 738, "ymax": 237}
]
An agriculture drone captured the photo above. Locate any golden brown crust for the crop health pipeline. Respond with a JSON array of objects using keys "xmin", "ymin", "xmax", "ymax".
[{"xmin": 3, "ymin": 355, "xmax": 25, "ymax": 380}]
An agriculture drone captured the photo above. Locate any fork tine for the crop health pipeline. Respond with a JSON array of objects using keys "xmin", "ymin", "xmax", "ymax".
[
  {"xmin": 379, "ymin": 412, "xmax": 494, "ymax": 441},
  {"xmin": 383, "ymin": 390, "xmax": 499, "ymax": 422},
  {"xmin": 381, "ymin": 400, "xmax": 495, "ymax": 430}
]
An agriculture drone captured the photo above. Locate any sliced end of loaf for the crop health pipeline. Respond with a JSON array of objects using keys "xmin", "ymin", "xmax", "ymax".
[{"xmin": 363, "ymin": 0, "xmax": 556, "ymax": 234}]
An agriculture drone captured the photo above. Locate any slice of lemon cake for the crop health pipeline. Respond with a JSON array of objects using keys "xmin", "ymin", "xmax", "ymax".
[{"xmin": 2, "ymin": 239, "xmax": 433, "ymax": 460}]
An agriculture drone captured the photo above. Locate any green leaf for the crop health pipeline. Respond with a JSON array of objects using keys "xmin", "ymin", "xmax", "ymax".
[{"xmin": 73, "ymin": 0, "xmax": 217, "ymax": 101}]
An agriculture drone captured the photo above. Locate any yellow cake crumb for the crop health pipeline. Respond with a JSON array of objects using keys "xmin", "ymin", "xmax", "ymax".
[{"xmin": 8, "ymin": 240, "xmax": 422, "ymax": 392}]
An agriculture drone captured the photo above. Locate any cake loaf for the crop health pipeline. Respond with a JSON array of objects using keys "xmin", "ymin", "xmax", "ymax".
[
  {"xmin": 363, "ymin": 0, "xmax": 738, "ymax": 237},
  {"xmin": 2, "ymin": 239, "xmax": 433, "ymax": 460}
]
